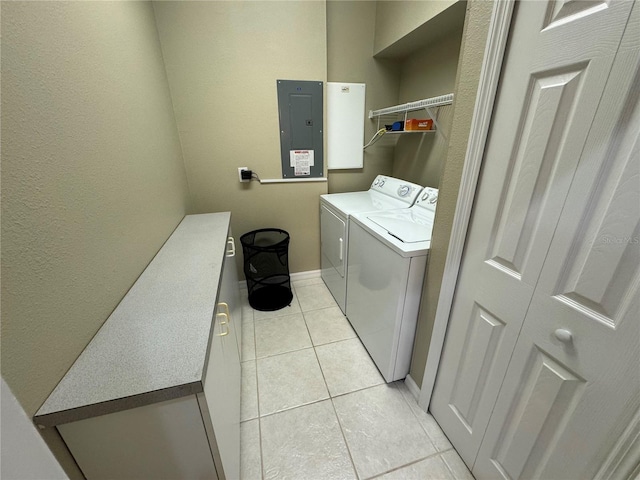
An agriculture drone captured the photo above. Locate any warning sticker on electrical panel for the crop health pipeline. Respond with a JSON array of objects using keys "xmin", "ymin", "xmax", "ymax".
[{"xmin": 290, "ymin": 150, "xmax": 314, "ymax": 176}]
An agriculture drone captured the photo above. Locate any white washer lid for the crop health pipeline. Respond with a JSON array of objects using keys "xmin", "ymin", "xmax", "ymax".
[{"xmin": 368, "ymin": 216, "xmax": 433, "ymax": 243}]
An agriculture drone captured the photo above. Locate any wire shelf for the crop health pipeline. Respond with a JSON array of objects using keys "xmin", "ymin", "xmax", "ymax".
[{"xmin": 368, "ymin": 93, "xmax": 454, "ymax": 118}]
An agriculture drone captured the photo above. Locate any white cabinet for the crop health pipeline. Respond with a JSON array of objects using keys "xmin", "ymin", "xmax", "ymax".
[
  {"xmin": 50, "ymin": 216, "xmax": 242, "ymax": 480},
  {"xmin": 58, "ymin": 396, "xmax": 219, "ymax": 479},
  {"xmin": 200, "ymin": 235, "xmax": 242, "ymax": 480}
]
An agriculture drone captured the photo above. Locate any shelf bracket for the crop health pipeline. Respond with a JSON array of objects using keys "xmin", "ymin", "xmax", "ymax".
[{"xmin": 425, "ymin": 106, "xmax": 448, "ymax": 142}]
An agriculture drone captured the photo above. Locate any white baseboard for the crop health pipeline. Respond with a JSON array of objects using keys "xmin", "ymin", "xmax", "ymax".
[
  {"xmin": 404, "ymin": 375, "xmax": 421, "ymax": 403},
  {"xmin": 239, "ymin": 269, "xmax": 321, "ymax": 289},
  {"xmin": 290, "ymin": 269, "xmax": 322, "ymax": 282}
]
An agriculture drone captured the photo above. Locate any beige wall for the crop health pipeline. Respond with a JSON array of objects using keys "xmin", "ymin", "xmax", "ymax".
[
  {"xmin": 153, "ymin": 1, "xmax": 327, "ymax": 274},
  {"xmin": 327, "ymin": 1, "xmax": 463, "ymax": 193},
  {"xmin": 374, "ymin": 0, "xmax": 457, "ymax": 55},
  {"xmin": 1, "ymin": 2, "xmax": 191, "ymax": 477},
  {"xmin": 409, "ymin": 0, "xmax": 494, "ymax": 387},
  {"xmin": 391, "ymin": 27, "xmax": 463, "ymax": 187},
  {"xmin": 326, "ymin": 1, "xmax": 399, "ymax": 194}
]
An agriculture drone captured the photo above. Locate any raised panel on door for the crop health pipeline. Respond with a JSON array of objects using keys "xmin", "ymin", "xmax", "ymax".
[
  {"xmin": 472, "ymin": 339, "xmax": 588, "ymax": 479},
  {"xmin": 475, "ymin": 286, "xmax": 640, "ymax": 480},
  {"xmin": 474, "ymin": 10, "xmax": 640, "ymax": 478},
  {"xmin": 430, "ymin": 0, "xmax": 634, "ymax": 467}
]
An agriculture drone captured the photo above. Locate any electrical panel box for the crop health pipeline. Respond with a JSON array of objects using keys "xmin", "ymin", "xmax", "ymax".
[
  {"xmin": 327, "ymin": 82, "xmax": 365, "ymax": 170},
  {"xmin": 277, "ymin": 80, "xmax": 323, "ymax": 178}
]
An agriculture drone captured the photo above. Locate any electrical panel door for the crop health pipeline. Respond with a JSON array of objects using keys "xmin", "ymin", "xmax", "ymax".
[{"xmin": 277, "ymin": 80, "xmax": 323, "ymax": 178}]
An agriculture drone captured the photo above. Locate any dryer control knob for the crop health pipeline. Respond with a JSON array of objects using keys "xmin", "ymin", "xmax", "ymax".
[
  {"xmin": 373, "ymin": 179, "xmax": 380, "ymax": 186},
  {"xmin": 379, "ymin": 179, "xmax": 385, "ymax": 187},
  {"xmin": 398, "ymin": 185, "xmax": 411, "ymax": 197},
  {"xmin": 429, "ymin": 195, "xmax": 438, "ymax": 204},
  {"xmin": 421, "ymin": 192, "xmax": 430, "ymax": 201}
]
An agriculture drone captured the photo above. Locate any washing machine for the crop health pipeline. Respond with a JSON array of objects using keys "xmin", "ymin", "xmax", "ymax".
[
  {"xmin": 320, "ymin": 176, "xmax": 423, "ymax": 314},
  {"xmin": 346, "ymin": 187, "xmax": 439, "ymax": 382}
]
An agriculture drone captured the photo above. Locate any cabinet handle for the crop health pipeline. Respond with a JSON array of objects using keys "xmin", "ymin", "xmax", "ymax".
[
  {"xmin": 226, "ymin": 237, "xmax": 236, "ymax": 257},
  {"xmin": 216, "ymin": 312, "xmax": 229, "ymax": 336},
  {"xmin": 554, "ymin": 328, "xmax": 573, "ymax": 343},
  {"xmin": 217, "ymin": 302, "xmax": 232, "ymax": 322},
  {"xmin": 339, "ymin": 238, "xmax": 343, "ymax": 261}
]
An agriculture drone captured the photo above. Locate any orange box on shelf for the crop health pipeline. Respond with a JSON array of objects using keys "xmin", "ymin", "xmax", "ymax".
[{"xmin": 405, "ymin": 118, "xmax": 433, "ymax": 131}]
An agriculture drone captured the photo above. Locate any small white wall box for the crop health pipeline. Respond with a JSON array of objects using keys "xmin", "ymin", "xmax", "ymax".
[{"xmin": 327, "ymin": 83, "xmax": 366, "ymax": 170}]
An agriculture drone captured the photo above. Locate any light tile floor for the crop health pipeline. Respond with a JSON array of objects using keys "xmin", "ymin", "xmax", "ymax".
[{"xmin": 240, "ymin": 277, "xmax": 475, "ymax": 480}]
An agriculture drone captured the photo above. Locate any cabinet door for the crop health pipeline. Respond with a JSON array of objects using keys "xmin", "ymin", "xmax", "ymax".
[
  {"xmin": 201, "ymin": 245, "xmax": 241, "ymax": 480},
  {"xmin": 220, "ymin": 233, "xmax": 242, "ymax": 357}
]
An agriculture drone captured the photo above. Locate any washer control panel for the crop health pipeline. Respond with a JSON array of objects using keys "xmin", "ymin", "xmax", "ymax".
[{"xmin": 397, "ymin": 185, "xmax": 412, "ymax": 197}]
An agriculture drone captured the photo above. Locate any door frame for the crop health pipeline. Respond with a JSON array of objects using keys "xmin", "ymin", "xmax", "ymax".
[{"xmin": 418, "ymin": 0, "xmax": 516, "ymax": 410}]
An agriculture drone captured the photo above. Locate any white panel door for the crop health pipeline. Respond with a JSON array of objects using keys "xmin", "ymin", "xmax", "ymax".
[
  {"xmin": 430, "ymin": 0, "xmax": 635, "ymax": 467},
  {"xmin": 473, "ymin": 14, "xmax": 640, "ymax": 478}
]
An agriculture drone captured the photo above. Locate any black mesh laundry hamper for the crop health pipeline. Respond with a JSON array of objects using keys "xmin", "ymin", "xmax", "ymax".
[{"xmin": 240, "ymin": 229, "xmax": 293, "ymax": 311}]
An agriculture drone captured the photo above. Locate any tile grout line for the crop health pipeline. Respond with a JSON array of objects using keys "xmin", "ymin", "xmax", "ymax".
[
  {"xmin": 364, "ymin": 449, "xmax": 454, "ymax": 480},
  {"xmin": 252, "ymin": 289, "xmax": 305, "ymax": 480},
  {"xmin": 254, "ymin": 345, "xmax": 315, "ymax": 362},
  {"xmin": 247, "ymin": 286, "xmax": 377, "ymax": 479},
  {"xmin": 241, "ymin": 299, "xmax": 264, "ymax": 480},
  {"xmin": 252, "ymin": 380, "xmax": 452, "ymax": 478},
  {"xmin": 293, "ymin": 282, "xmax": 340, "ymax": 314},
  {"xmin": 394, "ymin": 382, "xmax": 468, "ymax": 478},
  {"xmin": 329, "ymin": 395, "xmax": 362, "ymax": 480},
  {"xmin": 245, "ymin": 285, "xmax": 468, "ymax": 480},
  {"xmin": 302, "ymin": 301, "xmax": 360, "ymax": 479},
  {"xmin": 440, "ymin": 449, "xmax": 475, "ymax": 480},
  {"xmin": 251, "ymin": 307, "xmax": 265, "ymax": 480},
  {"xmin": 440, "ymin": 454, "xmax": 458, "ymax": 480},
  {"xmin": 254, "ymin": 379, "xmax": 393, "ymax": 421},
  {"xmin": 253, "ymin": 335, "xmax": 360, "ymax": 361},
  {"xmin": 395, "ymin": 381, "xmax": 442, "ymax": 452},
  {"xmin": 252, "ymin": 324, "xmax": 357, "ymax": 362}
]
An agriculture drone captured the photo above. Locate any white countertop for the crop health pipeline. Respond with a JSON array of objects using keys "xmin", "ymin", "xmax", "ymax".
[{"xmin": 34, "ymin": 213, "xmax": 232, "ymax": 427}]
